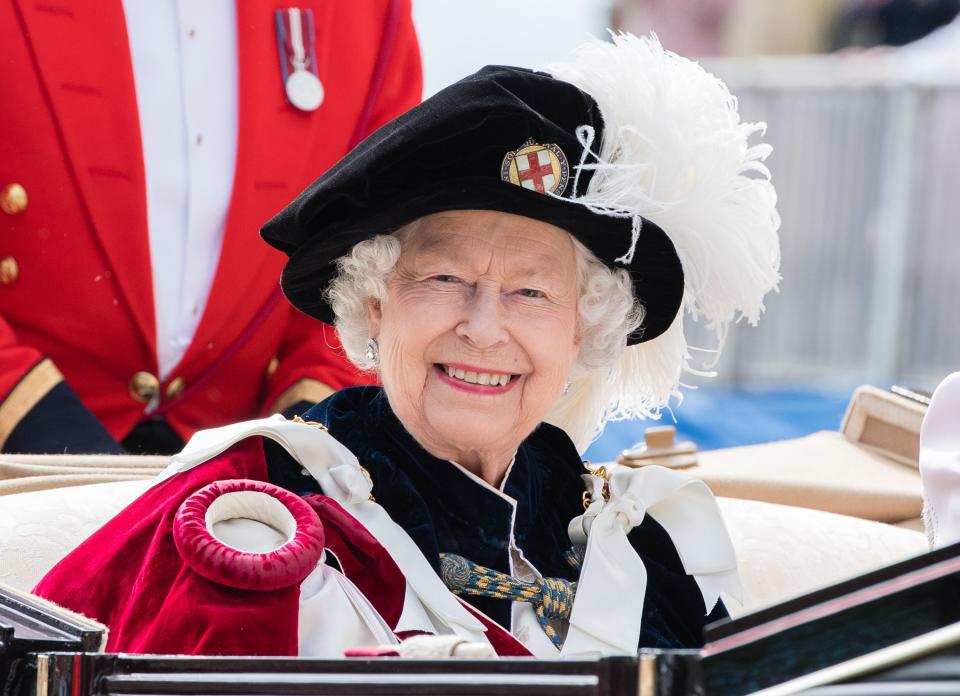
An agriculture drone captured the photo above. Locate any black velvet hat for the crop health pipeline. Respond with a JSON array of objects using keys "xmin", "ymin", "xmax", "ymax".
[
  {"xmin": 261, "ymin": 65, "xmax": 684, "ymax": 345},
  {"xmin": 262, "ymin": 33, "xmax": 781, "ymax": 447}
]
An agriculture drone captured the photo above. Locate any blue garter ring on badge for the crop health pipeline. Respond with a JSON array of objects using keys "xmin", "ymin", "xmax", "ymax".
[{"xmin": 500, "ymin": 139, "xmax": 570, "ymax": 196}]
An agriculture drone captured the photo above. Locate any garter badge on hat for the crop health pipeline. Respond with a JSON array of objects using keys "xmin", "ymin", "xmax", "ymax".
[{"xmin": 500, "ymin": 139, "xmax": 570, "ymax": 196}]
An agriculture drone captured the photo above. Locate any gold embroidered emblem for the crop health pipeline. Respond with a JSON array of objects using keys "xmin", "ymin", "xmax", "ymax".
[{"xmin": 500, "ymin": 138, "xmax": 570, "ymax": 195}]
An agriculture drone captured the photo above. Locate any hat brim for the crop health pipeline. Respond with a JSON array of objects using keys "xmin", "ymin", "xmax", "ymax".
[{"xmin": 279, "ymin": 178, "xmax": 683, "ymax": 345}]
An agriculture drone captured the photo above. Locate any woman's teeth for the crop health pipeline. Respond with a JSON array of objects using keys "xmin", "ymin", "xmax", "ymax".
[{"xmin": 443, "ymin": 365, "xmax": 512, "ymax": 386}]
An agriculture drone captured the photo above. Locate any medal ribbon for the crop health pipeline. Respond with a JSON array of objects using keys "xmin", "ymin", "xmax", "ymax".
[
  {"xmin": 288, "ymin": 8, "xmax": 309, "ymax": 72},
  {"xmin": 274, "ymin": 8, "xmax": 319, "ymax": 85}
]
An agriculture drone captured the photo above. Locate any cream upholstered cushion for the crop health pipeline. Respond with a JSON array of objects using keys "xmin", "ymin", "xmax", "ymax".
[
  {"xmin": 718, "ymin": 497, "xmax": 929, "ymax": 618},
  {"xmin": 0, "ymin": 454, "xmax": 167, "ymax": 496},
  {"xmin": 688, "ymin": 431, "xmax": 923, "ymax": 524},
  {"xmin": 0, "ymin": 479, "xmax": 930, "ymax": 622},
  {"xmin": 0, "ymin": 478, "xmax": 150, "ymax": 591}
]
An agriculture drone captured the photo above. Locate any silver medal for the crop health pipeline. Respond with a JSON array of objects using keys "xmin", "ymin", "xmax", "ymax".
[
  {"xmin": 281, "ymin": 8, "xmax": 323, "ymax": 112},
  {"xmin": 285, "ymin": 69, "xmax": 324, "ymax": 112}
]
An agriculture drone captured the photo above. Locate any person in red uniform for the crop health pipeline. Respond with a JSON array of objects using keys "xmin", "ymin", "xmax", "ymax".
[{"xmin": 0, "ymin": 1, "xmax": 421, "ymax": 453}]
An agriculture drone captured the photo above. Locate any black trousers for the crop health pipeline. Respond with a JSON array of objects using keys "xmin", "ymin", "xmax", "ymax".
[{"xmin": 122, "ymin": 418, "xmax": 185, "ymax": 455}]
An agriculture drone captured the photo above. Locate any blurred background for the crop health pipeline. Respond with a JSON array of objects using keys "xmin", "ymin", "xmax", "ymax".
[{"xmin": 412, "ymin": 0, "xmax": 960, "ymax": 459}]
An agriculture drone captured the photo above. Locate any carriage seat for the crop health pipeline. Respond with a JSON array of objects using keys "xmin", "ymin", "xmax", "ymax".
[{"xmin": 0, "ymin": 469, "xmax": 928, "ymax": 618}]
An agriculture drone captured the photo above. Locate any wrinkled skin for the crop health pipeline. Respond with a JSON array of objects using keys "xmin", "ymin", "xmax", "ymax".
[{"xmin": 367, "ymin": 210, "xmax": 581, "ymax": 486}]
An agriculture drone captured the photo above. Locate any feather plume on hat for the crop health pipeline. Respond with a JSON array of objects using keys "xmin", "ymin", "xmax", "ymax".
[{"xmin": 544, "ymin": 33, "xmax": 781, "ymax": 450}]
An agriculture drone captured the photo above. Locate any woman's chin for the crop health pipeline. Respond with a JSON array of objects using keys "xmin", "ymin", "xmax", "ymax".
[
  {"xmin": 421, "ymin": 408, "xmax": 526, "ymax": 459},
  {"xmin": 392, "ymin": 370, "xmax": 545, "ymax": 459}
]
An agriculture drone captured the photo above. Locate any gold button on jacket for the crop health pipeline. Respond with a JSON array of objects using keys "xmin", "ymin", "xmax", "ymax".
[
  {"xmin": 165, "ymin": 376, "xmax": 185, "ymax": 399},
  {"xmin": 0, "ymin": 184, "xmax": 28, "ymax": 215},
  {"xmin": 129, "ymin": 371, "xmax": 160, "ymax": 403},
  {"xmin": 0, "ymin": 257, "xmax": 19, "ymax": 285},
  {"xmin": 266, "ymin": 356, "xmax": 280, "ymax": 378}
]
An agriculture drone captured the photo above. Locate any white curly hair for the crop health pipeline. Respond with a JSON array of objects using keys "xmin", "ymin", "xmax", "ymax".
[{"xmin": 326, "ymin": 225, "xmax": 642, "ymax": 451}]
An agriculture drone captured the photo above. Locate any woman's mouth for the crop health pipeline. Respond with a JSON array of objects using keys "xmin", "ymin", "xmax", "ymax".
[{"xmin": 434, "ymin": 364, "xmax": 519, "ymax": 392}]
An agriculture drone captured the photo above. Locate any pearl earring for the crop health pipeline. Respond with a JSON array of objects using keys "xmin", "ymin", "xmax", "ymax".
[
  {"xmin": 365, "ymin": 338, "xmax": 379, "ymax": 364},
  {"xmin": 563, "ymin": 379, "xmax": 572, "ymax": 395}
]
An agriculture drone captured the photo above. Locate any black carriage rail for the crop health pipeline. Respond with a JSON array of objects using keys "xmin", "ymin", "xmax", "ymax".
[
  {"xmin": 31, "ymin": 652, "xmax": 703, "ymax": 696},
  {"xmin": 0, "ymin": 584, "xmax": 103, "ymax": 696},
  {"xmin": 9, "ymin": 541, "xmax": 960, "ymax": 696},
  {"xmin": 699, "ymin": 540, "xmax": 960, "ymax": 694}
]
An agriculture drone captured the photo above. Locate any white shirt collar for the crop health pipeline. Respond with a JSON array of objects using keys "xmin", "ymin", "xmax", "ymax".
[{"xmin": 446, "ymin": 456, "xmax": 518, "ymax": 505}]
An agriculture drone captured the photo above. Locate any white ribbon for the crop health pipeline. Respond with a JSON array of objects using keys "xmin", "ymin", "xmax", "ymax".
[
  {"xmin": 562, "ymin": 463, "xmax": 741, "ymax": 656},
  {"xmin": 328, "ymin": 465, "xmax": 373, "ymax": 505},
  {"xmin": 298, "ymin": 555, "xmax": 399, "ymax": 656},
  {"xmin": 157, "ymin": 416, "xmax": 488, "ymax": 643},
  {"xmin": 287, "ymin": 8, "xmax": 308, "ymax": 72},
  {"xmin": 920, "ymin": 371, "xmax": 960, "ymax": 548}
]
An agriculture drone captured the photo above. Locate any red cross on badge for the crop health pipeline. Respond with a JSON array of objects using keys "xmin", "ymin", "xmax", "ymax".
[{"xmin": 500, "ymin": 139, "xmax": 570, "ymax": 196}]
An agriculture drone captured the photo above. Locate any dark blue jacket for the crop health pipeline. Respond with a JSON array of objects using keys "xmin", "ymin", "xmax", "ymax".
[{"xmin": 267, "ymin": 386, "xmax": 727, "ymax": 649}]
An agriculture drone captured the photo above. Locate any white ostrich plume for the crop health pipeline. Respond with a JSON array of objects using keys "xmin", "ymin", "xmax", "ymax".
[{"xmin": 544, "ymin": 32, "xmax": 781, "ymax": 451}]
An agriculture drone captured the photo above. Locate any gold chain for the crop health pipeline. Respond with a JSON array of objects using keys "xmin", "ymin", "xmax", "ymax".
[
  {"xmin": 584, "ymin": 463, "xmax": 608, "ymax": 480},
  {"xmin": 359, "ymin": 466, "xmax": 376, "ymax": 502},
  {"xmin": 581, "ymin": 462, "xmax": 610, "ymax": 509},
  {"xmin": 291, "ymin": 414, "xmax": 329, "ymax": 431}
]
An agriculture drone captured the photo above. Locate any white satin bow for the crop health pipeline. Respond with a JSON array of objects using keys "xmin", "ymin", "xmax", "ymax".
[
  {"xmin": 328, "ymin": 465, "xmax": 373, "ymax": 504},
  {"xmin": 562, "ymin": 463, "xmax": 741, "ymax": 656},
  {"xmin": 157, "ymin": 415, "xmax": 488, "ymax": 644}
]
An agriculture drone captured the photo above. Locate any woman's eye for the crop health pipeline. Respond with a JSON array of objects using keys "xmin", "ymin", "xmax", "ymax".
[
  {"xmin": 431, "ymin": 274, "xmax": 460, "ymax": 283},
  {"xmin": 518, "ymin": 288, "xmax": 546, "ymax": 299}
]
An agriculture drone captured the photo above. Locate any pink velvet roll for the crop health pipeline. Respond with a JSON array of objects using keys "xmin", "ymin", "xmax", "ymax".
[{"xmin": 174, "ymin": 479, "xmax": 325, "ymax": 591}]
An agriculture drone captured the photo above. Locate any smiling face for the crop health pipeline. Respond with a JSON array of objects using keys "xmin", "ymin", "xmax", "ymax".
[{"xmin": 366, "ymin": 209, "xmax": 581, "ymax": 483}]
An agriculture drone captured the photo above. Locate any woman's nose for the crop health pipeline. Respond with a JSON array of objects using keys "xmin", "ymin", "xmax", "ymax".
[{"xmin": 455, "ymin": 287, "xmax": 509, "ymax": 349}]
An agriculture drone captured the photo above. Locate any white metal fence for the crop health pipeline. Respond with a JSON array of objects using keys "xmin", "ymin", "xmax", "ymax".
[{"xmin": 688, "ymin": 57, "xmax": 960, "ymax": 392}]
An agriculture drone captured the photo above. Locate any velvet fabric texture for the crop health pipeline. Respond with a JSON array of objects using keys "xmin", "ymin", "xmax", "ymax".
[
  {"xmin": 268, "ymin": 387, "xmax": 728, "ymax": 649},
  {"xmin": 33, "ymin": 437, "xmax": 410, "ymax": 656},
  {"xmin": 172, "ymin": 479, "xmax": 326, "ymax": 591},
  {"xmin": 260, "ymin": 66, "xmax": 684, "ymax": 345}
]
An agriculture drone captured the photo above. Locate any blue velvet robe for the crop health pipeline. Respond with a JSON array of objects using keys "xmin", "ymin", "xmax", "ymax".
[{"xmin": 266, "ymin": 386, "xmax": 727, "ymax": 650}]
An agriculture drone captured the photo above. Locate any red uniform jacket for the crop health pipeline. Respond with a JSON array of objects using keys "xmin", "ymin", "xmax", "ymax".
[{"xmin": 0, "ymin": 0, "xmax": 421, "ymax": 451}]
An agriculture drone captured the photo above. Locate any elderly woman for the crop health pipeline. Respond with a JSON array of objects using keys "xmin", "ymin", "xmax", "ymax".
[{"xmin": 35, "ymin": 34, "xmax": 779, "ymax": 658}]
